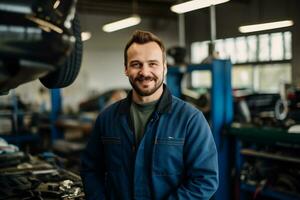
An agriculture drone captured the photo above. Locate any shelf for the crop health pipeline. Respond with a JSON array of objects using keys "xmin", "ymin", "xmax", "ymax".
[
  {"xmin": 229, "ymin": 125, "xmax": 300, "ymax": 145},
  {"xmin": 0, "ymin": 134, "xmax": 39, "ymax": 144},
  {"xmin": 55, "ymin": 119, "xmax": 92, "ymax": 133},
  {"xmin": 0, "ymin": 111, "xmax": 34, "ymax": 117},
  {"xmin": 241, "ymin": 183, "xmax": 300, "ymax": 200},
  {"xmin": 241, "ymin": 149, "xmax": 300, "ymax": 164},
  {"xmin": 0, "ymin": 112, "xmax": 13, "ymax": 117}
]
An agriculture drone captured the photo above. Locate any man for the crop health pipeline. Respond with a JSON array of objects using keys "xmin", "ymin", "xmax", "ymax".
[{"xmin": 80, "ymin": 30, "xmax": 218, "ymax": 200}]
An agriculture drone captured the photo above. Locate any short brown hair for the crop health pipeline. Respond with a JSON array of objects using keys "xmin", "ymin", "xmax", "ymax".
[{"xmin": 124, "ymin": 30, "xmax": 166, "ymax": 66}]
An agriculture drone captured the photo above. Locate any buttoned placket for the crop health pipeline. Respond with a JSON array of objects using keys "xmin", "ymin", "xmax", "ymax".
[{"xmin": 133, "ymin": 112, "xmax": 160, "ymax": 199}]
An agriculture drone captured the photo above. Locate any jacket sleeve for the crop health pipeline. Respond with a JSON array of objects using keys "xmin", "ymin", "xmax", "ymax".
[
  {"xmin": 80, "ymin": 116, "xmax": 106, "ymax": 200},
  {"xmin": 166, "ymin": 112, "xmax": 219, "ymax": 200}
]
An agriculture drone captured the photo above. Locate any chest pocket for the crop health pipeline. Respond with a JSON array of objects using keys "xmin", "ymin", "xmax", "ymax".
[
  {"xmin": 101, "ymin": 136, "xmax": 122, "ymax": 171},
  {"xmin": 152, "ymin": 137, "xmax": 184, "ymax": 175}
]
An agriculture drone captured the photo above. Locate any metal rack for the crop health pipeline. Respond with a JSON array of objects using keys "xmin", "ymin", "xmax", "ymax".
[
  {"xmin": 0, "ymin": 88, "xmax": 64, "ymax": 147},
  {"xmin": 230, "ymin": 126, "xmax": 300, "ymax": 200},
  {"xmin": 0, "ymin": 90, "xmax": 40, "ymax": 146}
]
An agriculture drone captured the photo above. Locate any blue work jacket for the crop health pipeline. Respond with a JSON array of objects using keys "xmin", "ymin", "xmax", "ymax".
[{"xmin": 80, "ymin": 85, "xmax": 218, "ymax": 200}]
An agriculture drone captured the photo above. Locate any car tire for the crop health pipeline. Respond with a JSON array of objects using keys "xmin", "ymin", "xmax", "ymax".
[{"xmin": 40, "ymin": 14, "xmax": 83, "ymax": 89}]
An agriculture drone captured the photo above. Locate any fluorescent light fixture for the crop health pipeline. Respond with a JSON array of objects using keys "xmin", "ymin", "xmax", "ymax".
[
  {"xmin": 81, "ymin": 32, "xmax": 92, "ymax": 41},
  {"xmin": 102, "ymin": 15, "xmax": 141, "ymax": 32},
  {"xmin": 171, "ymin": 0, "xmax": 230, "ymax": 14},
  {"xmin": 239, "ymin": 20, "xmax": 294, "ymax": 33}
]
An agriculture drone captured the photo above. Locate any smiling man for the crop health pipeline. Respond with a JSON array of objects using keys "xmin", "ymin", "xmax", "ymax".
[
  {"xmin": 81, "ymin": 30, "xmax": 219, "ymax": 200},
  {"xmin": 125, "ymin": 34, "xmax": 166, "ymax": 102}
]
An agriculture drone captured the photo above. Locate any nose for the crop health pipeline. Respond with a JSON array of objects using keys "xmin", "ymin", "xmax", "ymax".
[{"xmin": 139, "ymin": 64, "xmax": 151, "ymax": 76}]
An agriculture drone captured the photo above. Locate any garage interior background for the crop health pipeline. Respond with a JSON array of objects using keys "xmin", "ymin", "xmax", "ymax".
[
  {"xmin": 1, "ymin": 0, "xmax": 298, "ymax": 110},
  {"xmin": 1, "ymin": 0, "xmax": 300, "ymax": 200},
  {"xmin": 1, "ymin": 0, "xmax": 299, "ymax": 110}
]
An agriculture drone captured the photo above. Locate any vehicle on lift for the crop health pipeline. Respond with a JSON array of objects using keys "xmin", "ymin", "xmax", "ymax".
[{"xmin": 0, "ymin": 0, "xmax": 83, "ymax": 95}]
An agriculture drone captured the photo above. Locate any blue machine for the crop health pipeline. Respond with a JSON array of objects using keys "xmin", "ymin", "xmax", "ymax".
[{"xmin": 166, "ymin": 59, "xmax": 233, "ymax": 200}]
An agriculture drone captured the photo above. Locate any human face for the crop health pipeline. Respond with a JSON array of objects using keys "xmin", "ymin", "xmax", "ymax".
[{"xmin": 125, "ymin": 42, "xmax": 166, "ymax": 98}]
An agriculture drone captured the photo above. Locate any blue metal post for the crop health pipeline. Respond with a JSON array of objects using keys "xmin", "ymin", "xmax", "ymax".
[
  {"xmin": 235, "ymin": 139, "xmax": 245, "ymax": 200},
  {"xmin": 211, "ymin": 60, "xmax": 233, "ymax": 200},
  {"xmin": 166, "ymin": 66, "xmax": 184, "ymax": 98},
  {"xmin": 11, "ymin": 90, "xmax": 19, "ymax": 135},
  {"xmin": 224, "ymin": 60, "xmax": 233, "ymax": 125},
  {"xmin": 50, "ymin": 89, "xmax": 63, "ymax": 141}
]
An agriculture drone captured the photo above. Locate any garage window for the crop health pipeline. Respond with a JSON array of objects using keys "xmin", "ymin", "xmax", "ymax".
[{"xmin": 190, "ymin": 31, "xmax": 292, "ymax": 92}]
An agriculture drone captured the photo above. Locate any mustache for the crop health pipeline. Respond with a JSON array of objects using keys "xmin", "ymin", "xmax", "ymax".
[{"xmin": 135, "ymin": 75, "xmax": 156, "ymax": 81}]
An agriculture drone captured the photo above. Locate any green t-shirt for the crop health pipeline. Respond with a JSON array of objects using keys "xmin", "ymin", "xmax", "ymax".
[{"xmin": 130, "ymin": 100, "xmax": 158, "ymax": 145}]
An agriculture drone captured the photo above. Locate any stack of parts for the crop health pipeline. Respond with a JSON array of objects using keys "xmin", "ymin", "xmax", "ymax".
[{"xmin": 0, "ymin": 137, "xmax": 85, "ymax": 200}]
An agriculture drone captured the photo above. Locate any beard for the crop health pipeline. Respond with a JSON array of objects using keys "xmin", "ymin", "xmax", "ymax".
[{"xmin": 129, "ymin": 70, "xmax": 164, "ymax": 97}]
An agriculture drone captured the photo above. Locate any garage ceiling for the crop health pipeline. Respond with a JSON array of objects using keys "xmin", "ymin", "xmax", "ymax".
[
  {"xmin": 77, "ymin": 0, "xmax": 251, "ymax": 18},
  {"xmin": 77, "ymin": 0, "xmax": 178, "ymax": 18}
]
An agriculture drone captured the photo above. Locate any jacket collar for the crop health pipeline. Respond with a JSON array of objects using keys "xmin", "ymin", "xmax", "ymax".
[{"xmin": 119, "ymin": 84, "xmax": 172, "ymax": 115}]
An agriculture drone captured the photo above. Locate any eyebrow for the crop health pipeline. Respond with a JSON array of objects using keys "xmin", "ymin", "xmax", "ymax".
[
  {"xmin": 129, "ymin": 59, "xmax": 160, "ymax": 63},
  {"xmin": 129, "ymin": 60, "xmax": 140, "ymax": 64},
  {"xmin": 147, "ymin": 60, "xmax": 159, "ymax": 63}
]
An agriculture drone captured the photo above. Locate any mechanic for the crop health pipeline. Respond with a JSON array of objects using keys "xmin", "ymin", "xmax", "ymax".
[{"xmin": 80, "ymin": 30, "xmax": 219, "ymax": 199}]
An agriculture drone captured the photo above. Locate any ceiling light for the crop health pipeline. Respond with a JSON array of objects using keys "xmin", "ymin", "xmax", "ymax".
[
  {"xmin": 171, "ymin": 0, "xmax": 230, "ymax": 14},
  {"xmin": 239, "ymin": 20, "xmax": 294, "ymax": 33},
  {"xmin": 102, "ymin": 15, "xmax": 141, "ymax": 33},
  {"xmin": 81, "ymin": 32, "xmax": 91, "ymax": 41}
]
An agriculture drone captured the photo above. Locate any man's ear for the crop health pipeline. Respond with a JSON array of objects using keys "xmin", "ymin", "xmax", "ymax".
[
  {"xmin": 164, "ymin": 63, "xmax": 167, "ymax": 76},
  {"xmin": 124, "ymin": 65, "xmax": 128, "ymax": 76}
]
